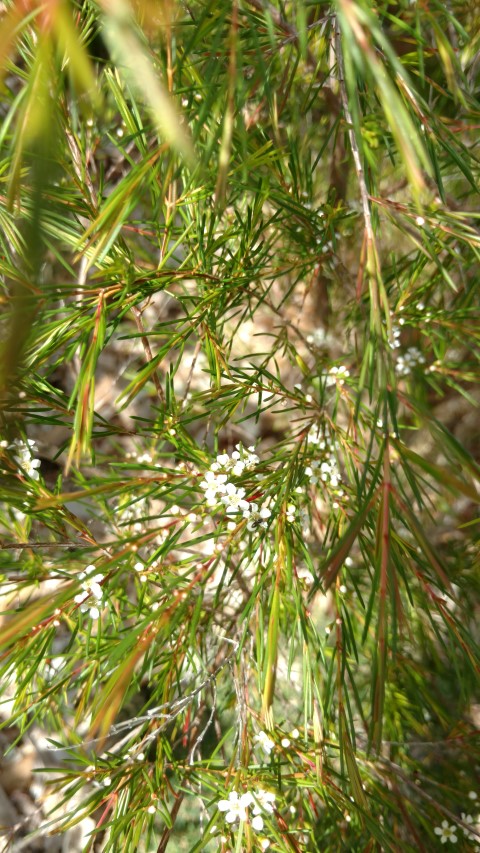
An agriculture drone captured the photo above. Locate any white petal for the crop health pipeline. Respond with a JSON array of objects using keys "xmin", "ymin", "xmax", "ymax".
[{"xmin": 251, "ymin": 815, "xmax": 264, "ymax": 831}]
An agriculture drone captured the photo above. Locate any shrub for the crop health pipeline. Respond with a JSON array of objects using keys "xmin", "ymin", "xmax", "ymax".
[{"xmin": 0, "ymin": 1, "xmax": 479, "ymax": 851}]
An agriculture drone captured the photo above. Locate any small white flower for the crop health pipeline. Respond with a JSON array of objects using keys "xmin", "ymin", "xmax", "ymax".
[
  {"xmin": 434, "ymin": 820, "xmax": 458, "ymax": 843},
  {"xmin": 74, "ymin": 567, "xmax": 105, "ymax": 618},
  {"xmin": 468, "ymin": 792, "xmax": 478, "ymax": 801},
  {"xmin": 290, "ymin": 728, "xmax": 300, "ymax": 739},
  {"xmin": 253, "ymin": 789, "xmax": 276, "ymax": 815},
  {"xmin": 281, "ymin": 737, "xmax": 291, "ymax": 748},
  {"xmin": 260, "ymin": 839, "xmax": 270, "ymax": 850},
  {"xmin": 218, "ymin": 788, "xmax": 275, "ymax": 831},
  {"xmin": 221, "ymin": 483, "xmax": 250, "ymax": 515},
  {"xmin": 218, "ymin": 790, "xmax": 254, "ymax": 824},
  {"xmin": 243, "ymin": 445, "xmax": 260, "ymax": 469},
  {"xmin": 199, "ymin": 470, "xmax": 229, "ymax": 504},
  {"xmin": 253, "ymin": 731, "xmax": 275, "ymax": 756},
  {"xmin": 297, "ymin": 568, "xmax": 314, "ymax": 586},
  {"xmin": 214, "ymin": 453, "xmax": 231, "ymax": 469},
  {"xmin": 10, "ymin": 439, "xmax": 42, "ymax": 480},
  {"xmin": 247, "ymin": 504, "xmax": 271, "ymax": 531},
  {"xmin": 395, "ymin": 346, "xmax": 426, "ymax": 377}
]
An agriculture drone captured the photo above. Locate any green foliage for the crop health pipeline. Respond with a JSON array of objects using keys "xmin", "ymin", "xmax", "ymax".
[{"xmin": 0, "ymin": 1, "xmax": 479, "ymax": 850}]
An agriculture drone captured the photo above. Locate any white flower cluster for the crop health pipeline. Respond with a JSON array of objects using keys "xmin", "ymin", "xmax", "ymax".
[
  {"xmin": 4, "ymin": 438, "xmax": 42, "ymax": 480},
  {"xmin": 388, "ymin": 324, "xmax": 402, "ymax": 350},
  {"xmin": 326, "ymin": 365, "xmax": 350, "ymax": 387},
  {"xmin": 460, "ymin": 812, "xmax": 480, "ymax": 845},
  {"xmin": 305, "ymin": 457, "xmax": 341, "ymax": 490},
  {"xmin": 395, "ymin": 346, "xmax": 426, "ymax": 377},
  {"xmin": 74, "ymin": 565, "xmax": 105, "ymax": 620},
  {"xmin": 306, "ymin": 427, "xmax": 344, "ymax": 499},
  {"xmin": 433, "ymin": 792, "xmax": 480, "ymax": 847},
  {"xmin": 210, "ymin": 444, "xmax": 259, "ymax": 476},
  {"xmin": 199, "ymin": 444, "xmax": 271, "ymax": 531},
  {"xmin": 218, "ymin": 788, "xmax": 275, "ymax": 832}
]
